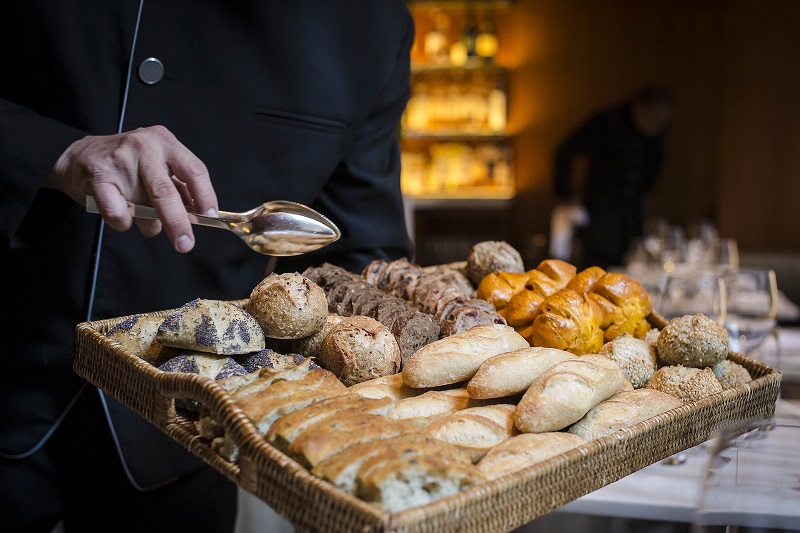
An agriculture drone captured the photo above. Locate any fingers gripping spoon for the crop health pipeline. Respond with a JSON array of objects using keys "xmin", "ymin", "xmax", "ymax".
[{"xmin": 85, "ymin": 195, "xmax": 341, "ymax": 256}]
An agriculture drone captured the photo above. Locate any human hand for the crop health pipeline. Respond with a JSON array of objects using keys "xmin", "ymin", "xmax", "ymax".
[{"xmin": 46, "ymin": 125, "xmax": 218, "ymax": 253}]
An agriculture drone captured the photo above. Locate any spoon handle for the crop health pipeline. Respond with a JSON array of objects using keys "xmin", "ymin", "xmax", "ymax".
[{"xmin": 85, "ymin": 195, "xmax": 231, "ymax": 230}]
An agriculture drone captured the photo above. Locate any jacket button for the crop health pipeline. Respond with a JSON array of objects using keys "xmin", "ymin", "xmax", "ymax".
[{"xmin": 138, "ymin": 57, "xmax": 164, "ymax": 84}]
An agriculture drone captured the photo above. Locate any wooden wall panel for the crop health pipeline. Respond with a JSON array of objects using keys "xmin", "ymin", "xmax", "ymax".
[{"xmin": 497, "ymin": 0, "xmax": 799, "ymax": 254}]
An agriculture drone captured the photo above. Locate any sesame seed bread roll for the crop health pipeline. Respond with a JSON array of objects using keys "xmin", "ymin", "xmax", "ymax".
[
  {"xmin": 598, "ymin": 334, "xmax": 658, "ymax": 389},
  {"xmin": 567, "ymin": 388, "xmax": 683, "ymax": 441},
  {"xmin": 514, "ymin": 354, "xmax": 627, "ymax": 433},
  {"xmin": 467, "ymin": 347, "xmax": 575, "ymax": 399},
  {"xmin": 402, "ymin": 324, "xmax": 529, "ymax": 388}
]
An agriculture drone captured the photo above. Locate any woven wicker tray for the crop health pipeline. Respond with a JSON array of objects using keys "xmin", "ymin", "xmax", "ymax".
[{"xmin": 74, "ymin": 307, "xmax": 781, "ymax": 533}]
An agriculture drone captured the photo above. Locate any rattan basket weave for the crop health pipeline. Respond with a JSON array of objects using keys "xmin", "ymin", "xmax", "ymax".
[{"xmin": 74, "ymin": 307, "xmax": 781, "ymax": 533}]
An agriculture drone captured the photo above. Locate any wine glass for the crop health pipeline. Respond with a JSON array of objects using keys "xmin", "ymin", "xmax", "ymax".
[
  {"xmin": 657, "ymin": 269, "xmax": 727, "ymax": 324},
  {"xmin": 693, "ymin": 418, "xmax": 800, "ymax": 532},
  {"xmin": 722, "ymin": 268, "xmax": 778, "ymax": 354}
]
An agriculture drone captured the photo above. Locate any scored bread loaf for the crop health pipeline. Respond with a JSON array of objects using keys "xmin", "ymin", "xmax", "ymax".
[
  {"xmin": 424, "ymin": 404, "xmax": 518, "ymax": 462},
  {"xmin": 317, "ymin": 315, "xmax": 401, "ymax": 386},
  {"xmin": 477, "ymin": 432, "xmax": 586, "ymax": 480},
  {"xmin": 467, "ymin": 346, "xmax": 575, "ymax": 399},
  {"xmin": 568, "ymin": 388, "xmax": 683, "ymax": 441},
  {"xmin": 266, "ymin": 394, "xmax": 395, "ymax": 452},
  {"xmin": 514, "ymin": 354, "xmax": 627, "ymax": 433},
  {"xmin": 245, "ymin": 272, "xmax": 328, "ymax": 340},
  {"xmin": 311, "ymin": 434, "xmax": 473, "ymax": 495},
  {"xmin": 402, "ymin": 324, "xmax": 529, "ymax": 388}
]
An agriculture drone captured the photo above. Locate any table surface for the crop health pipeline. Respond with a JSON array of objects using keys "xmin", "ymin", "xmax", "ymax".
[{"xmin": 558, "ymin": 398, "xmax": 800, "ymax": 525}]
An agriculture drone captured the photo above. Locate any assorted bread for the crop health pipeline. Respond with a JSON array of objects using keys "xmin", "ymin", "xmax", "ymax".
[{"xmin": 102, "ymin": 240, "xmax": 763, "ymax": 514}]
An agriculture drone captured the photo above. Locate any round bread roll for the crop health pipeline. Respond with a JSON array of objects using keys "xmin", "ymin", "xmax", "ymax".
[
  {"xmin": 656, "ymin": 314, "xmax": 730, "ymax": 367},
  {"xmin": 646, "ymin": 365, "xmax": 723, "ymax": 403},
  {"xmin": 598, "ymin": 334, "xmax": 657, "ymax": 389},
  {"xmin": 246, "ymin": 272, "xmax": 328, "ymax": 339},
  {"xmin": 465, "ymin": 241, "xmax": 524, "ymax": 286},
  {"xmin": 290, "ymin": 313, "xmax": 345, "ymax": 358},
  {"xmin": 712, "ymin": 359, "xmax": 752, "ymax": 390},
  {"xmin": 319, "ymin": 315, "xmax": 401, "ymax": 386}
]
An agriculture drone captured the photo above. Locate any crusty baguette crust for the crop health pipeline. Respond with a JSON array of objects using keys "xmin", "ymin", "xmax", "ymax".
[
  {"xmin": 467, "ymin": 347, "xmax": 575, "ymax": 399},
  {"xmin": 402, "ymin": 324, "xmax": 529, "ymax": 388},
  {"xmin": 348, "ymin": 373, "xmax": 421, "ymax": 401},
  {"xmin": 265, "ymin": 394, "xmax": 395, "ymax": 451},
  {"xmin": 477, "ymin": 432, "xmax": 586, "ymax": 480},
  {"xmin": 568, "ymin": 388, "xmax": 683, "ymax": 441},
  {"xmin": 311, "ymin": 434, "xmax": 472, "ymax": 495},
  {"xmin": 424, "ymin": 404, "xmax": 518, "ymax": 462},
  {"xmin": 287, "ymin": 413, "xmax": 411, "ymax": 468},
  {"xmin": 514, "ymin": 354, "xmax": 626, "ymax": 433},
  {"xmin": 392, "ymin": 388, "xmax": 471, "ymax": 419}
]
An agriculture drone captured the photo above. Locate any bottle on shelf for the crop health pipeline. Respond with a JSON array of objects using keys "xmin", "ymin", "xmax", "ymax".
[
  {"xmin": 475, "ymin": 14, "xmax": 499, "ymax": 62},
  {"xmin": 423, "ymin": 11, "xmax": 451, "ymax": 65}
]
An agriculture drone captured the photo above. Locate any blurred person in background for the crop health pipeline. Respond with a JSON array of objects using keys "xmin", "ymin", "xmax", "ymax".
[
  {"xmin": 552, "ymin": 85, "xmax": 673, "ymax": 269},
  {"xmin": 1, "ymin": 1, "xmax": 413, "ymax": 531}
]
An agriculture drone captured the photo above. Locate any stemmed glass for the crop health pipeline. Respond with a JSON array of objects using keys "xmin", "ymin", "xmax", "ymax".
[
  {"xmin": 693, "ymin": 418, "xmax": 800, "ymax": 532},
  {"xmin": 657, "ymin": 269, "xmax": 727, "ymax": 324},
  {"xmin": 722, "ymin": 268, "xmax": 779, "ymax": 354}
]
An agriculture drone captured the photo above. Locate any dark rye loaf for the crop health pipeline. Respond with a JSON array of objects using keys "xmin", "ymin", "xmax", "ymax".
[{"xmin": 303, "ymin": 264, "xmax": 439, "ymax": 365}]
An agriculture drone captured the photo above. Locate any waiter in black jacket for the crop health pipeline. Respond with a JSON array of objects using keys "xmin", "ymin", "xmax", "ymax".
[
  {"xmin": 0, "ymin": 2, "xmax": 414, "ymax": 531},
  {"xmin": 552, "ymin": 86, "xmax": 673, "ymax": 269}
]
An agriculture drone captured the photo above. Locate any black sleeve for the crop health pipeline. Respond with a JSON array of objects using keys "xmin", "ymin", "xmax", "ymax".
[{"xmin": 0, "ymin": 98, "xmax": 87, "ymax": 238}]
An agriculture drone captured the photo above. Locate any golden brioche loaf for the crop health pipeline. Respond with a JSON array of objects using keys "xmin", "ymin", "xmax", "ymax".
[
  {"xmin": 565, "ymin": 266, "xmax": 607, "ymax": 294},
  {"xmin": 529, "ymin": 289, "xmax": 604, "ymax": 355},
  {"xmin": 586, "ymin": 273, "xmax": 652, "ymax": 342},
  {"xmin": 476, "ymin": 271, "xmax": 529, "ymax": 310}
]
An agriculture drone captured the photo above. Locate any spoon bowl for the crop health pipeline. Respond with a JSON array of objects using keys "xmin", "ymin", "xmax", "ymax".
[{"xmin": 86, "ymin": 195, "xmax": 341, "ymax": 256}]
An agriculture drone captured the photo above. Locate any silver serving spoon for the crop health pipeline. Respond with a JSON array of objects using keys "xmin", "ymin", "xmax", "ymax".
[{"xmin": 85, "ymin": 194, "xmax": 340, "ymax": 256}]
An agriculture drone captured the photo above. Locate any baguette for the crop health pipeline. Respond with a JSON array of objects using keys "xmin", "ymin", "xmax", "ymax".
[
  {"xmin": 514, "ymin": 354, "xmax": 626, "ymax": 433},
  {"xmin": 402, "ymin": 324, "xmax": 529, "ymax": 388},
  {"xmin": 467, "ymin": 347, "xmax": 575, "ymax": 399},
  {"xmin": 568, "ymin": 388, "xmax": 683, "ymax": 441},
  {"xmin": 356, "ymin": 455, "xmax": 485, "ymax": 513},
  {"xmin": 311, "ymin": 434, "xmax": 473, "ymax": 495},
  {"xmin": 424, "ymin": 404, "xmax": 518, "ymax": 462},
  {"xmin": 266, "ymin": 394, "xmax": 395, "ymax": 452},
  {"xmin": 391, "ymin": 388, "xmax": 471, "ymax": 419},
  {"xmin": 477, "ymin": 432, "xmax": 586, "ymax": 480},
  {"xmin": 287, "ymin": 413, "xmax": 411, "ymax": 468},
  {"xmin": 348, "ymin": 373, "xmax": 421, "ymax": 401}
]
